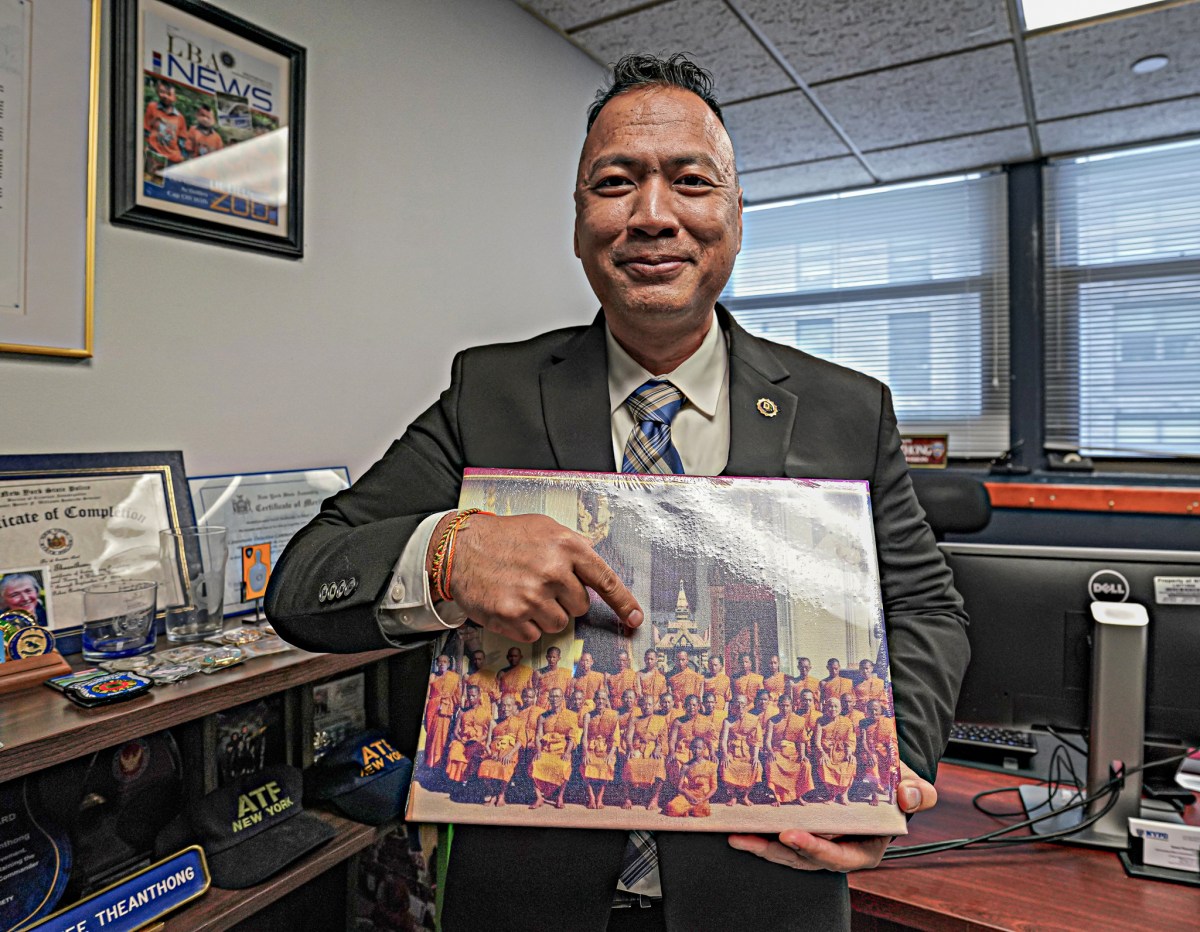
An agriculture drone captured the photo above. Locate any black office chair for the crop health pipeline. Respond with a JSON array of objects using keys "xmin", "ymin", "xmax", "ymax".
[{"xmin": 908, "ymin": 470, "xmax": 992, "ymax": 541}]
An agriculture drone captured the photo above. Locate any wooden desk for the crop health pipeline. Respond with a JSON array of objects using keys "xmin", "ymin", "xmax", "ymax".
[{"xmin": 849, "ymin": 763, "xmax": 1198, "ymax": 931}]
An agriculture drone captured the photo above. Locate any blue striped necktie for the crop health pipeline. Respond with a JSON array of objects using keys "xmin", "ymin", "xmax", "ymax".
[
  {"xmin": 617, "ymin": 379, "xmax": 684, "ymax": 898},
  {"xmin": 621, "ymin": 379, "xmax": 685, "ymax": 475}
]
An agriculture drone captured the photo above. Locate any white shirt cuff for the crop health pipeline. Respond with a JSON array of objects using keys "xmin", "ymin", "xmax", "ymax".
[{"xmin": 378, "ymin": 510, "xmax": 468, "ymax": 635}]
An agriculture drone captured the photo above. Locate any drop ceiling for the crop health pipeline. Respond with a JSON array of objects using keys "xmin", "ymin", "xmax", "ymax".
[{"xmin": 514, "ymin": 0, "xmax": 1200, "ymax": 201}]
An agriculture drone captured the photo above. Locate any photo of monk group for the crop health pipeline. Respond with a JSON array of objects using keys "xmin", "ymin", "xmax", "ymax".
[{"xmin": 406, "ymin": 469, "xmax": 907, "ymax": 837}]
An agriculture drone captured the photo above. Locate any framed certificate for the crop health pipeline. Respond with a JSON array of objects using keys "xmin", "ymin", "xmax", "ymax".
[
  {"xmin": 188, "ymin": 467, "xmax": 350, "ymax": 616},
  {"xmin": 110, "ymin": 0, "xmax": 306, "ymax": 257},
  {"xmin": 0, "ymin": 452, "xmax": 196, "ymax": 645}
]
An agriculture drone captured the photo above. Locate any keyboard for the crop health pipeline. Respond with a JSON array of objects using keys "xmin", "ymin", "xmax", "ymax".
[{"xmin": 948, "ymin": 723, "xmax": 1038, "ymax": 757}]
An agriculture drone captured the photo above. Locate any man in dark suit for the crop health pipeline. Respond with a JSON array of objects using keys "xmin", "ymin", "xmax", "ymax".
[{"xmin": 267, "ymin": 54, "xmax": 969, "ymax": 932}]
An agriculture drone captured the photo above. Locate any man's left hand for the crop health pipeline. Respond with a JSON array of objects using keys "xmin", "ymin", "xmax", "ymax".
[{"xmin": 726, "ymin": 761, "xmax": 936, "ymax": 872}]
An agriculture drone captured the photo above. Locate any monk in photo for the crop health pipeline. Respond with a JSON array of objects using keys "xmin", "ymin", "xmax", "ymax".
[
  {"xmin": 693, "ymin": 691, "xmax": 725, "ymax": 759},
  {"xmin": 663, "ymin": 737, "xmax": 719, "ymax": 819},
  {"xmin": 622, "ymin": 692, "xmax": 667, "ymax": 811},
  {"xmin": 478, "ymin": 694, "xmax": 527, "ymax": 806},
  {"xmin": 732, "ymin": 652, "xmax": 764, "ymax": 705},
  {"xmin": 858, "ymin": 698, "xmax": 899, "ymax": 806},
  {"xmin": 796, "ymin": 688, "xmax": 821, "ymax": 732},
  {"xmin": 574, "ymin": 651, "xmax": 606, "ymax": 704},
  {"xmin": 791, "ymin": 655, "xmax": 822, "ymax": 707},
  {"xmin": 607, "ymin": 648, "xmax": 639, "ymax": 705},
  {"xmin": 637, "ymin": 648, "xmax": 667, "ymax": 703},
  {"xmin": 820, "ymin": 657, "xmax": 854, "ymax": 706},
  {"xmin": 763, "ymin": 654, "xmax": 788, "ymax": 713},
  {"xmin": 763, "ymin": 692, "xmax": 814, "ymax": 806},
  {"xmin": 669, "ymin": 650, "xmax": 704, "ymax": 708},
  {"xmin": 581, "ymin": 690, "xmax": 621, "ymax": 809},
  {"xmin": 423, "ymin": 653, "xmax": 461, "ymax": 770},
  {"xmin": 445, "ymin": 684, "xmax": 491, "ymax": 783},
  {"xmin": 497, "ymin": 646, "xmax": 533, "ymax": 699},
  {"xmin": 704, "ymin": 654, "xmax": 732, "ymax": 713},
  {"xmin": 720, "ymin": 692, "xmax": 762, "ymax": 806},
  {"xmin": 534, "ymin": 646, "xmax": 572, "ymax": 707},
  {"xmin": 518, "ymin": 686, "xmax": 545, "ymax": 745},
  {"xmin": 667, "ymin": 694, "xmax": 703, "ymax": 777},
  {"xmin": 617, "ymin": 688, "xmax": 639, "ymax": 722},
  {"xmin": 465, "ymin": 649, "xmax": 500, "ymax": 712},
  {"xmin": 816, "ymin": 695, "xmax": 857, "ymax": 805},
  {"xmin": 854, "ymin": 659, "xmax": 886, "ymax": 712},
  {"xmin": 530, "ymin": 687, "xmax": 578, "ymax": 810}
]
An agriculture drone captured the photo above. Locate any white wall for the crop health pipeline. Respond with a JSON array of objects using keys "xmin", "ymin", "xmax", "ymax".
[{"xmin": 1, "ymin": 0, "xmax": 605, "ymax": 480}]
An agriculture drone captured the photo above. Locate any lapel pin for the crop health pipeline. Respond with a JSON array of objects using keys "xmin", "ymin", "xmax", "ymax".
[{"xmin": 756, "ymin": 397, "xmax": 779, "ymax": 418}]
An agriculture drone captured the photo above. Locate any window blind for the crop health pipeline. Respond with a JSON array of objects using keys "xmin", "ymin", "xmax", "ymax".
[
  {"xmin": 722, "ymin": 174, "xmax": 1010, "ymax": 457},
  {"xmin": 1044, "ymin": 138, "xmax": 1200, "ymax": 458}
]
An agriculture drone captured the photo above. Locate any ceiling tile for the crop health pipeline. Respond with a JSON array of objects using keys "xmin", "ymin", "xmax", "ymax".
[
  {"xmin": 1039, "ymin": 97, "xmax": 1200, "ymax": 155},
  {"xmin": 738, "ymin": 0, "xmax": 1011, "ymax": 84},
  {"xmin": 740, "ymin": 158, "xmax": 875, "ymax": 202},
  {"xmin": 814, "ymin": 44, "xmax": 1027, "ymax": 149},
  {"xmin": 866, "ymin": 127, "xmax": 1034, "ymax": 180},
  {"xmin": 519, "ymin": 0, "xmax": 653, "ymax": 32},
  {"xmin": 570, "ymin": 0, "xmax": 794, "ymax": 100},
  {"xmin": 1027, "ymin": 4, "xmax": 1200, "ymax": 121},
  {"xmin": 723, "ymin": 90, "xmax": 850, "ymax": 171}
]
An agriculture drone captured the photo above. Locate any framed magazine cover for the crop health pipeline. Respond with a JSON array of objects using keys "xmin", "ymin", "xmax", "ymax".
[{"xmin": 110, "ymin": 0, "xmax": 305, "ymax": 258}]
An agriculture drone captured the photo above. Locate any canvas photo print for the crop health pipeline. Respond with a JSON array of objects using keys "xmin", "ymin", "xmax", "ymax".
[{"xmin": 406, "ymin": 469, "xmax": 906, "ymax": 836}]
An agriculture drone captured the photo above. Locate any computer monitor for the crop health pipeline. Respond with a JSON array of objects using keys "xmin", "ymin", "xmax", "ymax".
[{"xmin": 940, "ymin": 543, "xmax": 1200, "ymax": 750}]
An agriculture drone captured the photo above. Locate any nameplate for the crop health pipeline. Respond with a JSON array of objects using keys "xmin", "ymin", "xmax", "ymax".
[{"xmin": 25, "ymin": 847, "xmax": 209, "ymax": 932}]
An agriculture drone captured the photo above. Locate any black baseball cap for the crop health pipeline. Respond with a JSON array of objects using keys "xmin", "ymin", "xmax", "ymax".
[
  {"xmin": 155, "ymin": 764, "xmax": 334, "ymax": 889},
  {"xmin": 305, "ymin": 730, "xmax": 413, "ymax": 825}
]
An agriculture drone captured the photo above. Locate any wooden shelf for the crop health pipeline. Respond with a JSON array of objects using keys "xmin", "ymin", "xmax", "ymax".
[
  {"xmin": 159, "ymin": 810, "xmax": 377, "ymax": 932},
  {"xmin": 0, "ymin": 646, "xmax": 398, "ymax": 784}
]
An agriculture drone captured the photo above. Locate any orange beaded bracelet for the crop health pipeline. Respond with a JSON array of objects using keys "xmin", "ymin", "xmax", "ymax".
[{"xmin": 429, "ymin": 508, "xmax": 493, "ymax": 602}]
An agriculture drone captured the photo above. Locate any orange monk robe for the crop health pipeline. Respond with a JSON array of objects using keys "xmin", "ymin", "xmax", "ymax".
[
  {"xmin": 624, "ymin": 714, "xmax": 667, "ymax": 785},
  {"xmin": 465, "ymin": 670, "xmax": 500, "ymax": 710},
  {"xmin": 669, "ymin": 669, "xmax": 705, "ymax": 706},
  {"xmin": 845, "ymin": 709, "xmax": 866, "ymax": 731},
  {"xmin": 817, "ymin": 717, "xmax": 857, "ymax": 793},
  {"xmin": 790, "ymin": 675, "xmax": 822, "ymax": 706},
  {"xmin": 663, "ymin": 759, "xmax": 718, "ymax": 818},
  {"xmin": 477, "ymin": 715, "xmax": 527, "ymax": 784},
  {"xmin": 582, "ymin": 709, "xmax": 621, "ymax": 782},
  {"xmin": 530, "ymin": 708, "xmax": 579, "ymax": 789},
  {"xmin": 670, "ymin": 716, "xmax": 700, "ymax": 767},
  {"xmin": 423, "ymin": 671, "xmax": 461, "ymax": 768},
  {"xmin": 637, "ymin": 669, "xmax": 668, "ymax": 701},
  {"xmin": 819, "ymin": 675, "xmax": 854, "ymax": 705},
  {"xmin": 799, "ymin": 706, "xmax": 821, "ymax": 733},
  {"xmin": 535, "ymin": 667, "xmax": 572, "ymax": 707},
  {"xmin": 703, "ymin": 673, "xmax": 732, "ymax": 711},
  {"xmin": 445, "ymin": 703, "xmax": 491, "ymax": 782},
  {"xmin": 854, "ymin": 674, "xmax": 887, "ymax": 712},
  {"xmin": 692, "ymin": 711, "xmax": 724, "ymax": 758},
  {"xmin": 764, "ymin": 673, "xmax": 788, "ymax": 703},
  {"xmin": 574, "ymin": 670, "xmax": 605, "ymax": 702},
  {"xmin": 860, "ymin": 715, "xmax": 899, "ymax": 785},
  {"xmin": 733, "ymin": 673, "xmax": 764, "ymax": 704},
  {"xmin": 722, "ymin": 713, "xmax": 762, "ymax": 789},
  {"xmin": 766, "ymin": 713, "xmax": 815, "ymax": 803},
  {"xmin": 496, "ymin": 664, "xmax": 534, "ymax": 698},
  {"xmin": 519, "ymin": 704, "xmax": 545, "ymax": 748},
  {"xmin": 607, "ymin": 668, "xmax": 639, "ymax": 704}
]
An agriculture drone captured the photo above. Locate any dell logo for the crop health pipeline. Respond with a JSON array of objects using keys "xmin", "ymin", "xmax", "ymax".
[{"xmin": 1088, "ymin": 569, "xmax": 1130, "ymax": 602}]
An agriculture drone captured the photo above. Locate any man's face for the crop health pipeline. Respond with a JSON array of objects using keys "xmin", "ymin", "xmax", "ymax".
[
  {"xmin": 507, "ymin": 648, "xmax": 521, "ymax": 665},
  {"xmin": 860, "ymin": 660, "xmax": 874, "ymax": 677},
  {"xmin": 798, "ymin": 658, "xmax": 811, "ymax": 678},
  {"xmin": 769, "ymin": 655, "xmax": 780, "ymax": 674},
  {"xmin": 580, "ymin": 653, "xmax": 593, "ymax": 673},
  {"xmin": 472, "ymin": 651, "xmax": 486, "ymax": 669},
  {"xmin": 708, "ymin": 656, "xmax": 722, "ymax": 675},
  {"xmin": 502, "ymin": 695, "xmax": 518, "ymax": 718},
  {"xmin": 740, "ymin": 655, "xmax": 752, "ymax": 674},
  {"xmin": 574, "ymin": 87, "xmax": 742, "ymax": 333},
  {"xmin": 546, "ymin": 648, "xmax": 560, "ymax": 667},
  {"xmin": 675, "ymin": 651, "xmax": 689, "ymax": 670},
  {"xmin": 466, "ymin": 685, "xmax": 481, "ymax": 707},
  {"xmin": 549, "ymin": 688, "xmax": 564, "ymax": 710},
  {"xmin": 521, "ymin": 687, "xmax": 536, "ymax": 706},
  {"xmin": 828, "ymin": 659, "xmax": 840, "ymax": 676},
  {"xmin": 617, "ymin": 651, "xmax": 630, "ymax": 669},
  {"xmin": 196, "ymin": 107, "xmax": 215, "ymax": 129},
  {"xmin": 435, "ymin": 655, "xmax": 450, "ymax": 674},
  {"xmin": 644, "ymin": 650, "xmax": 656, "ymax": 668},
  {"xmin": 702, "ymin": 693, "xmax": 716, "ymax": 715},
  {"xmin": 157, "ymin": 83, "xmax": 176, "ymax": 108}
]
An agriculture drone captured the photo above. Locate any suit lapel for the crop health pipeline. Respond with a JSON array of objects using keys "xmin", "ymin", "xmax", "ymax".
[
  {"xmin": 721, "ymin": 309, "xmax": 799, "ymax": 477},
  {"xmin": 540, "ymin": 313, "xmax": 617, "ymax": 472}
]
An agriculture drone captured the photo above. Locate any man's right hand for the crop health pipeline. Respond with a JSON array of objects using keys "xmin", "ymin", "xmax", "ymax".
[{"xmin": 430, "ymin": 512, "xmax": 643, "ymax": 642}]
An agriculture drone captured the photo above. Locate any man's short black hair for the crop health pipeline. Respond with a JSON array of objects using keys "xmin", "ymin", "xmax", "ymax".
[{"xmin": 586, "ymin": 53, "xmax": 723, "ymax": 132}]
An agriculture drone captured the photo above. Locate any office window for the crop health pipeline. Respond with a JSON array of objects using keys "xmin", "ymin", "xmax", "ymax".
[
  {"xmin": 723, "ymin": 174, "xmax": 1010, "ymax": 457},
  {"xmin": 1045, "ymin": 139, "xmax": 1200, "ymax": 457}
]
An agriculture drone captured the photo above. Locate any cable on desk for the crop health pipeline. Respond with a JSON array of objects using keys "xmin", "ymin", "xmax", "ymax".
[
  {"xmin": 972, "ymin": 743, "xmax": 1083, "ymax": 818},
  {"xmin": 1044, "ymin": 725, "xmax": 1088, "ymax": 758},
  {"xmin": 882, "ymin": 750, "xmax": 1190, "ymax": 861}
]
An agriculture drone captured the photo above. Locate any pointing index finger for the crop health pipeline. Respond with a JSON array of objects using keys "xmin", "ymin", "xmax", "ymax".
[{"xmin": 573, "ymin": 548, "xmax": 643, "ymax": 629}]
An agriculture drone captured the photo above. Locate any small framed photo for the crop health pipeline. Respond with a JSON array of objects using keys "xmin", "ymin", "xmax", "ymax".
[
  {"xmin": 0, "ymin": 566, "xmax": 55, "ymax": 629},
  {"xmin": 110, "ymin": 0, "xmax": 306, "ymax": 257}
]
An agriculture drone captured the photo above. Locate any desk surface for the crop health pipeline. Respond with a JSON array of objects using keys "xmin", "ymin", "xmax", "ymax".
[{"xmin": 849, "ymin": 762, "xmax": 1198, "ymax": 931}]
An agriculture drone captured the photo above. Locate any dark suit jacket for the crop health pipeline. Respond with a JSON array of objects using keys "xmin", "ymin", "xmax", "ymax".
[{"xmin": 266, "ymin": 306, "xmax": 970, "ymax": 931}]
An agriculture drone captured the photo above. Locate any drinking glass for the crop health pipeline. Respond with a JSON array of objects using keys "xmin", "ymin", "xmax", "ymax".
[
  {"xmin": 159, "ymin": 526, "xmax": 228, "ymax": 643},
  {"xmin": 81, "ymin": 579, "xmax": 158, "ymax": 661}
]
